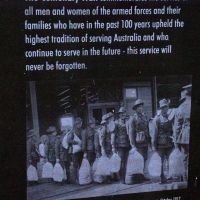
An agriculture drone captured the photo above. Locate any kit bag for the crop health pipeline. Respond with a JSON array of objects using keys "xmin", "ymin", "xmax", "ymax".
[
  {"xmin": 37, "ymin": 158, "xmax": 45, "ymax": 179},
  {"xmin": 53, "ymin": 163, "xmax": 64, "ymax": 182},
  {"xmin": 148, "ymin": 152, "xmax": 161, "ymax": 177},
  {"xmin": 72, "ymin": 134, "xmax": 82, "ymax": 154},
  {"xmin": 110, "ymin": 153, "xmax": 121, "ymax": 173},
  {"xmin": 126, "ymin": 148, "xmax": 144, "ymax": 175},
  {"xmin": 125, "ymin": 148, "xmax": 144, "ymax": 184},
  {"xmin": 168, "ymin": 148, "xmax": 185, "ymax": 177},
  {"xmin": 62, "ymin": 134, "xmax": 69, "ymax": 150},
  {"xmin": 96, "ymin": 155, "xmax": 111, "ymax": 176},
  {"xmin": 92, "ymin": 158, "xmax": 104, "ymax": 183},
  {"xmin": 79, "ymin": 158, "xmax": 92, "ymax": 185},
  {"xmin": 39, "ymin": 143, "xmax": 46, "ymax": 157},
  {"xmin": 42, "ymin": 161, "xmax": 53, "ymax": 178},
  {"xmin": 69, "ymin": 162, "xmax": 76, "ymax": 184},
  {"xmin": 27, "ymin": 165, "xmax": 38, "ymax": 181}
]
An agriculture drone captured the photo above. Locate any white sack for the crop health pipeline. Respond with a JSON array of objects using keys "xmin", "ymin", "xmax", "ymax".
[
  {"xmin": 110, "ymin": 153, "xmax": 121, "ymax": 173},
  {"xmin": 96, "ymin": 155, "xmax": 111, "ymax": 176},
  {"xmin": 92, "ymin": 158, "xmax": 104, "ymax": 183},
  {"xmin": 169, "ymin": 148, "xmax": 185, "ymax": 177},
  {"xmin": 27, "ymin": 165, "xmax": 38, "ymax": 181},
  {"xmin": 79, "ymin": 158, "xmax": 92, "ymax": 185},
  {"xmin": 148, "ymin": 152, "xmax": 161, "ymax": 177},
  {"xmin": 126, "ymin": 148, "xmax": 144, "ymax": 175},
  {"xmin": 39, "ymin": 144, "xmax": 46, "ymax": 157},
  {"xmin": 53, "ymin": 163, "xmax": 64, "ymax": 182},
  {"xmin": 42, "ymin": 162, "xmax": 53, "ymax": 178}
]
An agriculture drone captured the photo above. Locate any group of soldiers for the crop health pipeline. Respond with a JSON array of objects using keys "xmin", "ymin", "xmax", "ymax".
[{"xmin": 27, "ymin": 84, "xmax": 191, "ymax": 184}]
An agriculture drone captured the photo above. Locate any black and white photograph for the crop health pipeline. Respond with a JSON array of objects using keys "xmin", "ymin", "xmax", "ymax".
[{"xmin": 26, "ymin": 75, "xmax": 192, "ymax": 200}]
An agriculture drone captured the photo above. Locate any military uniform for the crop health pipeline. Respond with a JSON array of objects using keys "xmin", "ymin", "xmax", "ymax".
[
  {"xmin": 174, "ymin": 99, "xmax": 191, "ymax": 145},
  {"xmin": 113, "ymin": 119, "xmax": 130, "ymax": 183},
  {"xmin": 55, "ymin": 133, "xmax": 70, "ymax": 181},
  {"xmin": 98, "ymin": 114, "xmax": 113, "ymax": 183},
  {"xmin": 39, "ymin": 135, "xmax": 49, "ymax": 159},
  {"xmin": 94, "ymin": 127, "xmax": 101, "ymax": 158},
  {"xmin": 86, "ymin": 127, "xmax": 96, "ymax": 165},
  {"xmin": 152, "ymin": 113, "xmax": 173, "ymax": 182},
  {"xmin": 174, "ymin": 98, "xmax": 191, "ymax": 180},
  {"xmin": 68, "ymin": 127, "xmax": 86, "ymax": 183},
  {"xmin": 48, "ymin": 134, "xmax": 57, "ymax": 165},
  {"xmin": 99, "ymin": 121, "xmax": 113, "ymax": 183},
  {"xmin": 100, "ymin": 125, "xmax": 112, "ymax": 157},
  {"xmin": 128, "ymin": 112, "xmax": 150, "ymax": 161},
  {"xmin": 46, "ymin": 126, "xmax": 58, "ymax": 165},
  {"xmin": 27, "ymin": 137, "xmax": 39, "ymax": 168}
]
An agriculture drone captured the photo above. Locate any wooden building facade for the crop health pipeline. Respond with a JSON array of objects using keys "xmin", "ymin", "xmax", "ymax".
[{"xmin": 26, "ymin": 75, "xmax": 191, "ymax": 136}]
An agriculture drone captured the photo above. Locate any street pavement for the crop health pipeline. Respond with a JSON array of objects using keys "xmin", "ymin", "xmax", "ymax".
[{"xmin": 27, "ymin": 179, "xmax": 187, "ymax": 200}]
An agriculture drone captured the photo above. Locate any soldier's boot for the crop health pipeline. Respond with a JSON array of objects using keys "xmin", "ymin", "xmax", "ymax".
[
  {"xmin": 75, "ymin": 168, "xmax": 79, "ymax": 184},
  {"xmin": 179, "ymin": 175, "xmax": 184, "ymax": 182},
  {"xmin": 183, "ymin": 172, "xmax": 188, "ymax": 182},
  {"xmin": 106, "ymin": 176, "xmax": 112, "ymax": 184},
  {"xmin": 143, "ymin": 176, "xmax": 150, "ymax": 182},
  {"xmin": 160, "ymin": 165, "xmax": 167, "ymax": 183},
  {"xmin": 160, "ymin": 159, "xmax": 167, "ymax": 184},
  {"xmin": 112, "ymin": 173, "xmax": 119, "ymax": 182},
  {"xmin": 120, "ymin": 171, "xmax": 125, "ymax": 184},
  {"xmin": 143, "ymin": 161, "xmax": 150, "ymax": 181},
  {"xmin": 120, "ymin": 179, "xmax": 125, "ymax": 184},
  {"xmin": 183, "ymin": 157, "xmax": 188, "ymax": 182},
  {"xmin": 160, "ymin": 174, "xmax": 167, "ymax": 184},
  {"xmin": 66, "ymin": 170, "xmax": 71, "ymax": 184}
]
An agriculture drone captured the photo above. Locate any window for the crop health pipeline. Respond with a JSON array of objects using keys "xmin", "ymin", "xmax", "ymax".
[
  {"xmin": 125, "ymin": 88, "xmax": 137, "ymax": 99},
  {"xmin": 60, "ymin": 115, "xmax": 74, "ymax": 130},
  {"xmin": 92, "ymin": 109, "xmax": 102, "ymax": 124}
]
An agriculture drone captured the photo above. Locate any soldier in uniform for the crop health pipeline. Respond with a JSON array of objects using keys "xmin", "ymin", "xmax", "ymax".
[
  {"xmin": 27, "ymin": 129, "xmax": 39, "ymax": 168},
  {"xmin": 68, "ymin": 117, "xmax": 86, "ymax": 183},
  {"xmin": 174, "ymin": 84, "xmax": 192, "ymax": 181},
  {"xmin": 151, "ymin": 99, "xmax": 173, "ymax": 183},
  {"xmin": 85, "ymin": 118, "xmax": 97, "ymax": 165},
  {"xmin": 94, "ymin": 123, "xmax": 101, "ymax": 159},
  {"xmin": 55, "ymin": 128, "xmax": 71, "ymax": 183},
  {"xmin": 102, "ymin": 112, "xmax": 115, "ymax": 158},
  {"xmin": 98, "ymin": 114, "xmax": 107, "ymax": 155},
  {"xmin": 98, "ymin": 113, "xmax": 114, "ymax": 183},
  {"xmin": 39, "ymin": 135, "xmax": 49, "ymax": 159},
  {"xmin": 128, "ymin": 99, "xmax": 151, "ymax": 179},
  {"xmin": 111, "ymin": 107, "xmax": 130, "ymax": 184},
  {"xmin": 47, "ymin": 126, "xmax": 58, "ymax": 166}
]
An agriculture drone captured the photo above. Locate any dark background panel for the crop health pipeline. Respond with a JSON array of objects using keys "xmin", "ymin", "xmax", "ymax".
[{"xmin": 1, "ymin": 1, "xmax": 200, "ymax": 200}]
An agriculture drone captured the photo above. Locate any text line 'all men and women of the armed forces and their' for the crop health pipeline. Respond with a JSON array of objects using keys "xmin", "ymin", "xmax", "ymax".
[{"xmin": 27, "ymin": 84, "xmax": 191, "ymax": 185}]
